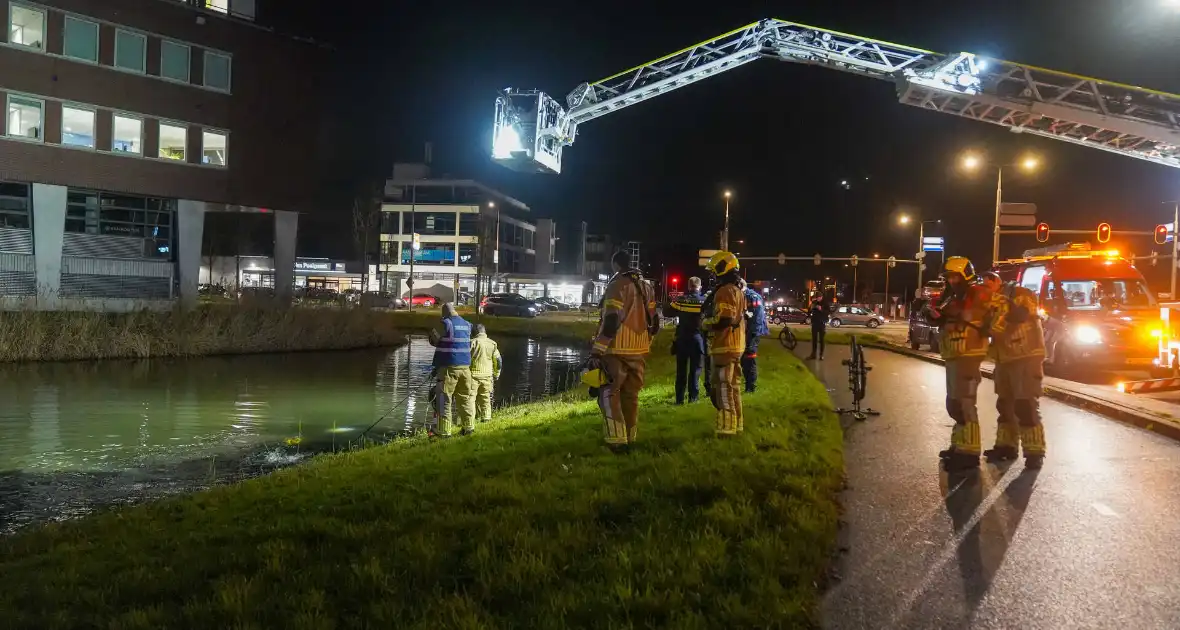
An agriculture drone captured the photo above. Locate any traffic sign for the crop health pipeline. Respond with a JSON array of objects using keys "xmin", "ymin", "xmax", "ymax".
[
  {"xmin": 698, "ymin": 249, "xmax": 720, "ymax": 268},
  {"xmin": 922, "ymin": 236, "xmax": 945, "ymax": 252},
  {"xmin": 999, "ymin": 202, "xmax": 1037, "ymax": 215},
  {"xmin": 998, "ymin": 214, "xmax": 1038, "ymax": 227}
]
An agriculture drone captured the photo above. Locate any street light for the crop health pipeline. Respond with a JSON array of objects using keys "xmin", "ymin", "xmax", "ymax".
[
  {"xmin": 898, "ymin": 212, "xmax": 942, "ymax": 288},
  {"xmin": 960, "ymin": 151, "xmax": 1042, "ymax": 263},
  {"xmin": 721, "ymin": 190, "xmax": 733, "ymax": 251}
]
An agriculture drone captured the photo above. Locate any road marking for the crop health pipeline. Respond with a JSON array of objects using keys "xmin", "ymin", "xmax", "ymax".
[{"xmin": 1090, "ymin": 502, "xmax": 1120, "ymax": 518}]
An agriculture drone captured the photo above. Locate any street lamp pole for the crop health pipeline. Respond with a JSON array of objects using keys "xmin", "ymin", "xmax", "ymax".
[
  {"xmin": 992, "ymin": 166, "xmax": 1004, "ymax": 265},
  {"xmin": 1173, "ymin": 201, "xmax": 1179, "ymax": 299},
  {"xmin": 721, "ymin": 191, "xmax": 732, "ymax": 251},
  {"xmin": 918, "ymin": 220, "xmax": 925, "ymax": 289}
]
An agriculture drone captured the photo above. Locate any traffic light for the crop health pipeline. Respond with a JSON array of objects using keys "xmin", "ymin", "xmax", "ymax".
[
  {"xmin": 670, "ymin": 276, "xmax": 679, "ymax": 286},
  {"xmin": 1156, "ymin": 224, "xmax": 1169, "ymax": 245},
  {"xmin": 1036, "ymin": 222, "xmax": 1050, "ymax": 243},
  {"xmin": 813, "ymin": 253, "xmax": 822, "ymax": 266},
  {"xmin": 1097, "ymin": 222, "xmax": 1111, "ymax": 244}
]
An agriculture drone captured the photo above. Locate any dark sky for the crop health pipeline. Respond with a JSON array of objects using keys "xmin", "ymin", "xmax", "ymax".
[{"xmin": 276, "ymin": 0, "xmax": 1180, "ymax": 294}]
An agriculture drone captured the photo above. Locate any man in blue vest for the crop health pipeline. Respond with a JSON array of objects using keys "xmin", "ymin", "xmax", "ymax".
[{"xmin": 428, "ymin": 303, "xmax": 476, "ymax": 437}]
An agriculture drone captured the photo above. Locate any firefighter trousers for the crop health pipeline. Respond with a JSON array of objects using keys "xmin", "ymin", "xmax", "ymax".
[
  {"xmin": 711, "ymin": 353, "xmax": 744, "ymax": 435},
  {"xmin": 436, "ymin": 366, "xmax": 475, "ymax": 436},
  {"xmin": 601, "ymin": 354, "xmax": 646, "ymax": 445},
  {"xmin": 945, "ymin": 356, "xmax": 983, "ymax": 455},
  {"xmin": 993, "ymin": 356, "xmax": 1046, "ymax": 456},
  {"xmin": 472, "ymin": 375, "xmax": 495, "ymax": 422}
]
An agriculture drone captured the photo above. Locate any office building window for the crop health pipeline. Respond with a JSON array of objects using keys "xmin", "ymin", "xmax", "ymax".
[
  {"xmin": 401, "ymin": 243, "xmax": 455, "ymax": 265},
  {"xmin": 203, "ymin": 51, "xmax": 231, "ymax": 91},
  {"xmin": 114, "ymin": 30, "xmax": 146, "ymax": 73},
  {"xmin": 63, "ymin": 16, "xmax": 99, "ymax": 62},
  {"xmin": 6, "ymin": 96, "xmax": 42, "ymax": 141},
  {"xmin": 380, "ymin": 241, "xmax": 398, "ymax": 263},
  {"xmin": 380, "ymin": 212, "xmax": 400, "ymax": 234},
  {"xmin": 459, "ymin": 213, "xmax": 480, "ymax": 236},
  {"xmin": 160, "ymin": 40, "xmax": 191, "ymax": 82},
  {"xmin": 61, "ymin": 105, "xmax": 95, "ymax": 148},
  {"xmin": 458, "ymin": 244, "xmax": 478, "ymax": 265},
  {"xmin": 415, "ymin": 211, "xmax": 456, "ymax": 235},
  {"xmin": 201, "ymin": 130, "xmax": 227, "ymax": 166},
  {"xmin": 0, "ymin": 182, "xmax": 31, "ymax": 230},
  {"xmin": 112, "ymin": 114, "xmax": 142, "ymax": 154},
  {"xmin": 158, "ymin": 122, "xmax": 187, "ymax": 161},
  {"xmin": 8, "ymin": 3, "xmax": 43, "ymax": 49},
  {"xmin": 65, "ymin": 190, "xmax": 175, "ymax": 258}
]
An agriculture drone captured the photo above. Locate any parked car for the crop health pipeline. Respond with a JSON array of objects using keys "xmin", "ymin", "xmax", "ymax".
[
  {"xmin": 481, "ymin": 293, "xmax": 540, "ymax": 317},
  {"xmin": 360, "ymin": 291, "xmax": 406, "ymax": 309},
  {"xmin": 769, "ymin": 305, "xmax": 808, "ymax": 325},
  {"xmin": 907, "ymin": 297, "xmax": 939, "ymax": 351},
  {"xmin": 535, "ymin": 296, "xmax": 572, "ymax": 311},
  {"xmin": 410, "ymin": 294, "xmax": 437, "ymax": 307},
  {"xmin": 828, "ymin": 305, "xmax": 887, "ymax": 328}
]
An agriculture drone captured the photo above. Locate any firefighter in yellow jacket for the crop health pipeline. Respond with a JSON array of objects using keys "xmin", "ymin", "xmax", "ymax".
[
  {"xmin": 469, "ymin": 323, "xmax": 503, "ymax": 423},
  {"xmin": 926, "ymin": 257, "xmax": 993, "ymax": 471},
  {"xmin": 702, "ymin": 251, "xmax": 747, "ymax": 436},
  {"xmin": 981, "ymin": 271, "xmax": 1046, "ymax": 468},
  {"xmin": 591, "ymin": 250, "xmax": 659, "ymax": 452}
]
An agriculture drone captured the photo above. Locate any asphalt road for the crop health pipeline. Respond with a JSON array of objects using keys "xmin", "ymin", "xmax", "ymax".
[{"xmin": 808, "ymin": 343, "xmax": 1180, "ymax": 630}]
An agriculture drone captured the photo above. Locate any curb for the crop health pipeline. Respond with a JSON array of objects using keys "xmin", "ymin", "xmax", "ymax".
[{"xmin": 862, "ymin": 340, "xmax": 1180, "ymax": 444}]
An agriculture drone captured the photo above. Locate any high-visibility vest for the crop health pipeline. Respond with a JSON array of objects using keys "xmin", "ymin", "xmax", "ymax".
[{"xmin": 433, "ymin": 315, "xmax": 472, "ymax": 367}]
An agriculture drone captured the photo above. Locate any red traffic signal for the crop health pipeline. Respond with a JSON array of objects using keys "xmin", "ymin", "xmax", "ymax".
[
  {"xmin": 1156, "ymin": 224, "xmax": 1170, "ymax": 245},
  {"xmin": 1097, "ymin": 222, "xmax": 1112, "ymax": 244},
  {"xmin": 670, "ymin": 276, "xmax": 679, "ymax": 285},
  {"xmin": 1036, "ymin": 222, "xmax": 1050, "ymax": 243}
]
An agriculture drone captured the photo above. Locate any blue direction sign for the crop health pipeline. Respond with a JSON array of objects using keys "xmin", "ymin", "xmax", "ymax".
[{"xmin": 922, "ymin": 236, "xmax": 945, "ymax": 252}]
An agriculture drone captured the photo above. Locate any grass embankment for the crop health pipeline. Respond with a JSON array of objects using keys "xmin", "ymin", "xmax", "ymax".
[
  {"xmin": 0, "ymin": 304, "xmax": 404, "ymax": 362},
  {"xmin": 0, "ymin": 342, "xmax": 843, "ymax": 628},
  {"xmin": 392, "ymin": 309, "xmax": 599, "ymax": 342}
]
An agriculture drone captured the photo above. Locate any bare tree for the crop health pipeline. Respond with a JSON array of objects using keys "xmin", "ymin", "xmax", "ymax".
[{"xmin": 351, "ymin": 183, "xmax": 383, "ymax": 296}]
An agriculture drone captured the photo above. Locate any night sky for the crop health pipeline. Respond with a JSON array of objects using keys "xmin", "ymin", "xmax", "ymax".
[{"xmin": 274, "ymin": 0, "xmax": 1180, "ymax": 295}]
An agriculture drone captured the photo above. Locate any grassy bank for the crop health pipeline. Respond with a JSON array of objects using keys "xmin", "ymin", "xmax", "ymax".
[
  {"xmin": 0, "ymin": 342, "xmax": 843, "ymax": 628},
  {"xmin": 0, "ymin": 304, "xmax": 405, "ymax": 362},
  {"xmin": 392, "ymin": 309, "xmax": 599, "ymax": 342}
]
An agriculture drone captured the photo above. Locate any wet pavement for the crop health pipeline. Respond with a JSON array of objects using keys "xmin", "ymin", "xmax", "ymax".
[{"xmin": 808, "ymin": 341, "xmax": 1180, "ymax": 630}]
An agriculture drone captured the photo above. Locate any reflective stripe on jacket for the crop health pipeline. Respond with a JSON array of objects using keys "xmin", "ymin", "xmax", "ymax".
[
  {"xmin": 706, "ymin": 283, "xmax": 747, "ymax": 356},
  {"xmin": 470, "ymin": 333, "xmax": 502, "ymax": 378},
  {"xmin": 933, "ymin": 284, "xmax": 990, "ymax": 359},
  {"xmin": 595, "ymin": 270, "xmax": 657, "ymax": 356},
  {"xmin": 987, "ymin": 284, "xmax": 1046, "ymax": 363},
  {"xmin": 670, "ymin": 291, "xmax": 704, "ymax": 339},
  {"xmin": 433, "ymin": 315, "xmax": 472, "ymax": 367}
]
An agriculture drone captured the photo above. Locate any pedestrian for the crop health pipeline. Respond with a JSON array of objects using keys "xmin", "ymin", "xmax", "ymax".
[
  {"xmin": 667, "ymin": 276, "xmax": 706, "ymax": 404},
  {"xmin": 590, "ymin": 250, "xmax": 660, "ymax": 452},
  {"xmin": 805, "ymin": 299, "xmax": 828, "ymax": 360},
  {"xmin": 703, "ymin": 251, "xmax": 747, "ymax": 436},
  {"xmin": 981, "ymin": 271, "xmax": 1046, "ymax": 469},
  {"xmin": 469, "ymin": 323, "xmax": 502, "ymax": 423},
  {"xmin": 740, "ymin": 278, "xmax": 768, "ymax": 393},
  {"xmin": 926, "ymin": 257, "xmax": 993, "ymax": 471},
  {"xmin": 427, "ymin": 303, "xmax": 476, "ymax": 437}
]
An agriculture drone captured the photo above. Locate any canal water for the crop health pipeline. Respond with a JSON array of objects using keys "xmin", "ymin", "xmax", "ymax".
[{"xmin": 0, "ymin": 335, "xmax": 584, "ymax": 533}]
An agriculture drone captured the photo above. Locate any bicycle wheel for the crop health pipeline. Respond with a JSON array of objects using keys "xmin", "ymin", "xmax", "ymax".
[
  {"xmin": 779, "ymin": 327, "xmax": 797, "ymax": 350},
  {"xmin": 849, "ymin": 337, "xmax": 866, "ymax": 401}
]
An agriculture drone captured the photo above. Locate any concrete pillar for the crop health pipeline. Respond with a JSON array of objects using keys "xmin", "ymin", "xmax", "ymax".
[
  {"xmin": 31, "ymin": 183, "xmax": 67, "ymax": 310},
  {"xmin": 177, "ymin": 200, "xmax": 207, "ymax": 308},
  {"xmin": 273, "ymin": 210, "xmax": 298, "ymax": 302}
]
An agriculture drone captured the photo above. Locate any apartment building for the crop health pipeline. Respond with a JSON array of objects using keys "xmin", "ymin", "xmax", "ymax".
[{"xmin": 0, "ymin": 0, "xmax": 329, "ymax": 308}]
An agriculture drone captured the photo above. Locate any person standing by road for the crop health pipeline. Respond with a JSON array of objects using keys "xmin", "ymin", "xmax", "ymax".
[
  {"xmin": 926, "ymin": 257, "xmax": 993, "ymax": 471},
  {"xmin": 667, "ymin": 276, "xmax": 706, "ymax": 404},
  {"xmin": 806, "ymin": 299, "xmax": 828, "ymax": 360},
  {"xmin": 703, "ymin": 251, "xmax": 747, "ymax": 436},
  {"xmin": 427, "ymin": 303, "xmax": 476, "ymax": 437},
  {"xmin": 981, "ymin": 271, "xmax": 1047, "ymax": 469},
  {"xmin": 469, "ymin": 323, "xmax": 502, "ymax": 424},
  {"xmin": 591, "ymin": 250, "xmax": 660, "ymax": 452},
  {"xmin": 740, "ymin": 279, "xmax": 768, "ymax": 393}
]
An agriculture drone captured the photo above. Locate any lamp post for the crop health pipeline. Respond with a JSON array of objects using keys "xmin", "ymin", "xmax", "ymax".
[
  {"xmin": 721, "ymin": 190, "xmax": 732, "ymax": 251},
  {"xmin": 898, "ymin": 213, "xmax": 942, "ymax": 288},
  {"xmin": 960, "ymin": 153, "xmax": 1040, "ymax": 264}
]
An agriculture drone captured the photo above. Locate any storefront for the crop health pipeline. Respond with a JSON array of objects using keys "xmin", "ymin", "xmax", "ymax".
[{"xmin": 201, "ymin": 256, "xmax": 366, "ymax": 292}]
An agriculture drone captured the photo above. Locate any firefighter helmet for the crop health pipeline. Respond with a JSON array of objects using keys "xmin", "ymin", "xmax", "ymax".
[
  {"xmin": 943, "ymin": 256, "xmax": 976, "ymax": 281},
  {"xmin": 706, "ymin": 251, "xmax": 740, "ymax": 276}
]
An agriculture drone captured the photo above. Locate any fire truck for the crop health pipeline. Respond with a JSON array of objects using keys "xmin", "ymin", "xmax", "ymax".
[{"xmin": 993, "ymin": 243, "xmax": 1177, "ymax": 376}]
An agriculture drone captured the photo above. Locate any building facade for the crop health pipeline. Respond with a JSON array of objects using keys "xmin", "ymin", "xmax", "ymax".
[
  {"xmin": 0, "ymin": 0, "xmax": 329, "ymax": 309},
  {"xmin": 584, "ymin": 233, "xmax": 614, "ymax": 280}
]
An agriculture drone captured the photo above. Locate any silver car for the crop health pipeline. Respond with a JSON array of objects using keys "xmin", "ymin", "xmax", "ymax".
[{"xmin": 828, "ymin": 305, "xmax": 886, "ymax": 328}]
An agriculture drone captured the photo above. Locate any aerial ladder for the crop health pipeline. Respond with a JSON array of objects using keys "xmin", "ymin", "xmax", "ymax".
[{"xmin": 491, "ymin": 18, "xmax": 1180, "ymax": 175}]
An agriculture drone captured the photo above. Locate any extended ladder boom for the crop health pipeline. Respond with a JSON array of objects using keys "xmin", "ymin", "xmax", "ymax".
[{"xmin": 491, "ymin": 18, "xmax": 1180, "ymax": 174}]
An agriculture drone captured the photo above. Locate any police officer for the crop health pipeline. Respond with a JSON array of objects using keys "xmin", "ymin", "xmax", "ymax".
[
  {"xmin": 427, "ymin": 302, "xmax": 476, "ymax": 437},
  {"xmin": 667, "ymin": 276, "xmax": 706, "ymax": 404},
  {"xmin": 805, "ymin": 299, "xmax": 828, "ymax": 360},
  {"xmin": 981, "ymin": 271, "xmax": 1047, "ymax": 469},
  {"xmin": 927, "ymin": 257, "xmax": 993, "ymax": 471},
  {"xmin": 739, "ymin": 278, "xmax": 768, "ymax": 393},
  {"xmin": 703, "ymin": 251, "xmax": 747, "ymax": 436},
  {"xmin": 591, "ymin": 250, "xmax": 660, "ymax": 452}
]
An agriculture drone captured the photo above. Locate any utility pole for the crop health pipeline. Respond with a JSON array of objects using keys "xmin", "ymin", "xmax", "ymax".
[
  {"xmin": 884, "ymin": 265, "xmax": 890, "ymax": 316},
  {"xmin": 407, "ymin": 185, "xmax": 416, "ymax": 311},
  {"xmin": 1173, "ymin": 202, "xmax": 1179, "ymax": 300},
  {"xmin": 992, "ymin": 166, "xmax": 1004, "ymax": 264},
  {"xmin": 918, "ymin": 220, "xmax": 926, "ymax": 288}
]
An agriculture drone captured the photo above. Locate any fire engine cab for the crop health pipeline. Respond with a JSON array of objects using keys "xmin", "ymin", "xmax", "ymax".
[{"xmin": 993, "ymin": 243, "xmax": 1176, "ymax": 376}]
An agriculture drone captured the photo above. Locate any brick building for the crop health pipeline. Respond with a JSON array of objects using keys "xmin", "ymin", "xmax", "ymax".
[{"xmin": 0, "ymin": 0, "xmax": 330, "ymax": 308}]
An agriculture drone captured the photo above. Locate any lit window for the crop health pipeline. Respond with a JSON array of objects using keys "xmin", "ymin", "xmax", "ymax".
[
  {"xmin": 160, "ymin": 40, "xmax": 190, "ymax": 82},
  {"xmin": 201, "ymin": 130, "xmax": 227, "ymax": 166},
  {"xmin": 8, "ymin": 3, "xmax": 43, "ymax": 49},
  {"xmin": 205, "ymin": 0, "xmax": 228, "ymax": 13},
  {"xmin": 202, "ymin": 0, "xmax": 255, "ymax": 20},
  {"xmin": 203, "ymin": 51, "xmax": 231, "ymax": 92},
  {"xmin": 159, "ymin": 122, "xmax": 187, "ymax": 161},
  {"xmin": 112, "ymin": 114, "xmax": 142, "ymax": 154},
  {"xmin": 62, "ymin": 16, "xmax": 98, "ymax": 62},
  {"xmin": 61, "ymin": 106, "xmax": 95, "ymax": 148},
  {"xmin": 114, "ymin": 30, "xmax": 146, "ymax": 73},
  {"xmin": 6, "ymin": 96, "xmax": 42, "ymax": 141}
]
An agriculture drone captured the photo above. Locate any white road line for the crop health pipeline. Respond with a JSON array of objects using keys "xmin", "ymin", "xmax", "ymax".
[{"xmin": 1091, "ymin": 502, "xmax": 1120, "ymax": 518}]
